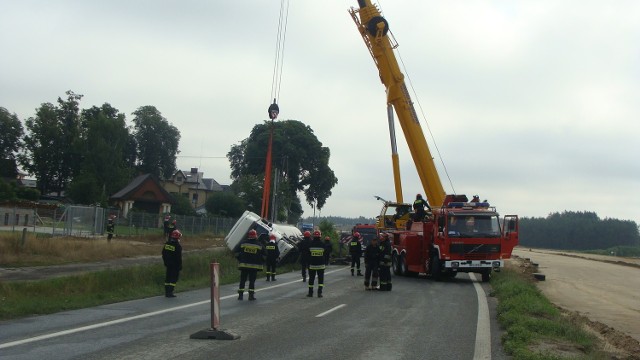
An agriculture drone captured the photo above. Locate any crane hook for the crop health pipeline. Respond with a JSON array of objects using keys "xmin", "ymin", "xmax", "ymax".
[{"xmin": 268, "ymin": 99, "xmax": 279, "ymax": 120}]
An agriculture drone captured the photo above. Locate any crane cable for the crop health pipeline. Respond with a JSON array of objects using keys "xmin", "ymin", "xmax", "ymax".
[
  {"xmin": 377, "ymin": 0, "xmax": 457, "ymax": 195},
  {"xmin": 268, "ymin": 0, "xmax": 290, "ymax": 119}
]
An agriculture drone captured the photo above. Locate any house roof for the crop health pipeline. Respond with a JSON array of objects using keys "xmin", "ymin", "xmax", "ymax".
[{"xmin": 111, "ymin": 174, "xmax": 174, "ymax": 203}]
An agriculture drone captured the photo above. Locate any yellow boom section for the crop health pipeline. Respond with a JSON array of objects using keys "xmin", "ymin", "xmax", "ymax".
[{"xmin": 350, "ymin": 0, "xmax": 446, "ymax": 207}]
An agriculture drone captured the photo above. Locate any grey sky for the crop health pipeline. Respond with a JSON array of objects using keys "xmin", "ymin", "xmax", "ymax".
[{"xmin": 1, "ymin": 1, "xmax": 638, "ymax": 223}]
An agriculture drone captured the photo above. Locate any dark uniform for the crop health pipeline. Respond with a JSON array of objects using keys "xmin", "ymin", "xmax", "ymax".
[
  {"xmin": 364, "ymin": 238, "xmax": 380, "ymax": 290},
  {"xmin": 106, "ymin": 218, "xmax": 114, "ymax": 242},
  {"xmin": 167, "ymin": 220, "xmax": 177, "ymax": 241},
  {"xmin": 413, "ymin": 194, "xmax": 431, "ymax": 222},
  {"xmin": 162, "ymin": 230, "xmax": 183, "ymax": 298},
  {"xmin": 299, "ymin": 232, "xmax": 312, "ymax": 282},
  {"xmin": 265, "ymin": 235, "xmax": 280, "ymax": 281},
  {"xmin": 323, "ymin": 236, "xmax": 332, "ymax": 265},
  {"xmin": 307, "ymin": 232, "xmax": 326, "ymax": 298},
  {"xmin": 236, "ymin": 230, "xmax": 265, "ymax": 301},
  {"xmin": 349, "ymin": 233, "xmax": 363, "ymax": 276},
  {"xmin": 163, "ymin": 216, "xmax": 170, "ymax": 237},
  {"xmin": 379, "ymin": 233, "xmax": 393, "ymax": 291}
]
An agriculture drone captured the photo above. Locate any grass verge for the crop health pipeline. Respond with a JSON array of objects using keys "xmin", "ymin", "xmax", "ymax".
[
  {"xmin": 0, "ymin": 248, "xmax": 298, "ymax": 321},
  {"xmin": 491, "ymin": 269, "xmax": 600, "ymax": 360},
  {"xmin": 0, "ymin": 232, "xmax": 224, "ymax": 266}
]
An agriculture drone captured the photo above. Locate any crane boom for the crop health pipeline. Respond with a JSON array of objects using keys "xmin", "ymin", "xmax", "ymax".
[{"xmin": 350, "ymin": 0, "xmax": 446, "ymax": 207}]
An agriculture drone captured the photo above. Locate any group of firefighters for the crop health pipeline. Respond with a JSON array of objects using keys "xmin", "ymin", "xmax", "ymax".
[
  {"xmin": 350, "ymin": 231, "xmax": 393, "ymax": 291},
  {"xmin": 160, "ymin": 222, "xmax": 396, "ymax": 300},
  {"xmin": 233, "ymin": 227, "xmax": 394, "ymax": 301}
]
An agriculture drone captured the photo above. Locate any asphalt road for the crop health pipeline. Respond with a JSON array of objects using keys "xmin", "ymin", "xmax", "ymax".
[{"xmin": 0, "ymin": 266, "xmax": 508, "ymax": 360}]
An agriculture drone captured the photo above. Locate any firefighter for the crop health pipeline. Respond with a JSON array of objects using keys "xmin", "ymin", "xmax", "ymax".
[
  {"xmin": 236, "ymin": 229, "xmax": 265, "ymax": 301},
  {"xmin": 349, "ymin": 232, "xmax": 363, "ymax": 276},
  {"xmin": 323, "ymin": 236, "xmax": 332, "ymax": 266},
  {"xmin": 265, "ymin": 233, "xmax": 280, "ymax": 281},
  {"xmin": 414, "ymin": 194, "xmax": 432, "ymax": 221},
  {"xmin": 106, "ymin": 216, "xmax": 115, "ymax": 242},
  {"xmin": 299, "ymin": 230, "xmax": 312, "ymax": 282},
  {"xmin": 379, "ymin": 232, "xmax": 393, "ymax": 291},
  {"xmin": 413, "ymin": 193, "xmax": 432, "ymax": 221},
  {"xmin": 162, "ymin": 229, "xmax": 183, "ymax": 298},
  {"xmin": 363, "ymin": 236, "xmax": 380, "ymax": 290},
  {"xmin": 167, "ymin": 219, "xmax": 177, "ymax": 240},
  {"xmin": 307, "ymin": 230, "xmax": 326, "ymax": 298},
  {"xmin": 163, "ymin": 215, "xmax": 171, "ymax": 237}
]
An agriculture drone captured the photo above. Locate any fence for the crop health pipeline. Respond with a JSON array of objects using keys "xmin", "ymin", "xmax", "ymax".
[
  {"xmin": 116, "ymin": 211, "xmax": 237, "ymax": 237},
  {"xmin": 0, "ymin": 205, "xmax": 238, "ymax": 238}
]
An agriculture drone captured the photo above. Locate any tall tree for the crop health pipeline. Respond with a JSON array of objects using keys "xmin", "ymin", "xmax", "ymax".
[
  {"xmin": 20, "ymin": 91, "xmax": 83, "ymax": 196},
  {"xmin": 227, "ymin": 120, "xmax": 338, "ymax": 220},
  {"xmin": 205, "ymin": 191, "xmax": 246, "ymax": 218},
  {"xmin": 0, "ymin": 106, "xmax": 24, "ymax": 160},
  {"xmin": 68, "ymin": 103, "xmax": 135, "ymax": 205},
  {"xmin": 132, "ymin": 106, "xmax": 180, "ymax": 179}
]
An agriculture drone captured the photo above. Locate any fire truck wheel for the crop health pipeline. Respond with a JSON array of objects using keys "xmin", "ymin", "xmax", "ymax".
[
  {"xmin": 481, "ymin": 270, "xmax": 491, "ymax": 282},
  {"xmin": 430, "ymin": 254, "xmax": 442, "ymax": 281},
  {"xmin": 392, "ymin": 253, "xmax": 400, "ymax": 275},
  {"xmin": 399, "ymin": 253, "xmax": 407, "ymax": 276}
]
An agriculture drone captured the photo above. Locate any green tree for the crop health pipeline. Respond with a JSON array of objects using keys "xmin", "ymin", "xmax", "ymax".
[
  {"xmin": 0, "ymin": 178, "xmax": 16, "ymax": 201},
  {"xmin": 68, "ymin": 104, "xmax": 135, "ymax": 205},
  {"xmin": 171, "ymin": 194, "xmax": 197, "ymax": 216},
  {"xmin": 227, "ymin": 120, "xmax": 338, "ymax": 220},
  {"xmin": 67, "ymin": 172, "xmax": 101, "ymax": 205},
  {"xmin": 20, "ymin": 91, "xmax": 83, "ymax": 196},
  {"xmin": 519, "ymin": 211, "xmax": 640, "ymax": 250},
  {"xmin": 205, "ymin": 191, "xmax": 245, "ymax": 218},
  {"xmin": 16, "ymin": 186, "xmax": 40, "ymax": 201},
  {"xmin": 132, "ymin": 106, "xmax": 180, "ymax": 179},
  {"xmin": 0, "ymin": 107, "xmax": 24, "ymax": 160}
]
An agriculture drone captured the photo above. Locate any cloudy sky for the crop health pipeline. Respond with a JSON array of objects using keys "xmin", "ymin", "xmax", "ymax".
[{"xmin": 1, "ymin": 1, "xmax": 638, "ymax": 224}]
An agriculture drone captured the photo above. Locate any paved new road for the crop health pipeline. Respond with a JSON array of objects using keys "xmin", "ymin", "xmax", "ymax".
[{"xmin": 0, "ymin": 266, "xmax": 508, "ymax": 360}]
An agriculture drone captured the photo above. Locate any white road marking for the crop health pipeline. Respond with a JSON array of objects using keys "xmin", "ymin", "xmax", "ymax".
[
  {"xmin": 469, "ymin": 273, "xmax": 491, "ymax": 360},
  {"xmin": 0, "ymin": 266, "xmax": 349, "ymax": 350},
  {"xmin": 316, "ymin": 304, "xmax": 347, "ymax": 318}
]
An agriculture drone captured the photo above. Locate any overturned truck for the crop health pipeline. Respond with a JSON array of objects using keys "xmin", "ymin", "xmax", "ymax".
[{"xmin": 224, "ymin": 211, "xmax": 303, "ymax": 264}]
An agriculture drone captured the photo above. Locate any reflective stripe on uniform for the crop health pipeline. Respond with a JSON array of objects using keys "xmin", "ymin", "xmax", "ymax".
[
  {"xmin": 164, "ymin": 244, "xmax": 175, "ymax": 251},
  {"xmin": 241, "ymin": 243, "xmax": 261, "ymax": 254},
  {"xmin": 239, "ymin": 263, "xmax": 263, "ymax": 269}
]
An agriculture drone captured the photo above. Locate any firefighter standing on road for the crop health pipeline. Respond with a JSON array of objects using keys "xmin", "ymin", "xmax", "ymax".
[
  {"xmin": 265, "ymin": 233, "xmax": 280, "ymax": 281},
  {"xmin": 299, "ymin": 231, "xmax": 312, "ymax": 282},
  {"xmin": 162, "ymin": 229, "xmax": 183, "ymax": 298},
  {"xmin": 307, "ymin": 230, "xmax": 326, "ymax": 298},
  {"xmin": 350, "ymin": 232, "xmax": 363, "ymax": 276},
  {"xmin": 236, "ymin": 229, "xmax": 265, "ymax": 301},
  {"xmin": 364, "ymin": 236, "xmax": 380, "ymax": 290},
  {"xmin": 379, "ymin": 232, "xmax": 393, "ymax": 291},
  {"xmin": 323, "ymin": 236, "xmax": 332, "ymax": 265}
]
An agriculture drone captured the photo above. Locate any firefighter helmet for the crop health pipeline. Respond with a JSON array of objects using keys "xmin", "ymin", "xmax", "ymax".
[
  {"xmin": 170, "ymin": 230, "xmax": 182, "ymax": 239},
  {"xmin": 269, "ymin": 233, "xmax": 277, "ymax": 240},
  {"xmin": 416, "ymin": 194, "xmax": 422, "ymax": 199},
  {"xmin": 353, "ymin": 232, "xmax": 360, "ymax": 239},
  {"xmin": 248, "ymin": 229, "xmax": 258, "ymax": 239},
  {"xmin": 313, "ymin": 230, "xmax": 321, "ymax": 237},
  {"xmin": 303, "ymin": 230, "xmax": 311, "ymax": 237}
]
